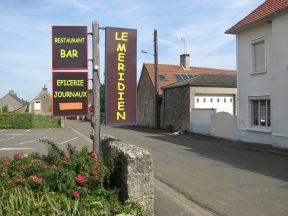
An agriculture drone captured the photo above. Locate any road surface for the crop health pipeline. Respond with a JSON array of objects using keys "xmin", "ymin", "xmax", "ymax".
[{"xmin": 67, "ymin": 120, "xmax": 288, "ymax": 216}]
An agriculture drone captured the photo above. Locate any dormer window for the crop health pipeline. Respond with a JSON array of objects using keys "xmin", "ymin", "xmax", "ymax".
[{"xmin": 158, "ymin": 75, "xmax": 166, "ymax": 81}]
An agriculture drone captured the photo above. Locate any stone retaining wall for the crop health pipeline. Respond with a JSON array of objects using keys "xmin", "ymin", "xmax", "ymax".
[{"xmin": 100, "ymin": 136, "xmax": 154, "ymax": 216}]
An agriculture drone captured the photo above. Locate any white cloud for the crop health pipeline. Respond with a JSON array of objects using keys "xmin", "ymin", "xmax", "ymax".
[{"xmin": 0, "ymin": 0, "xmax": 264, "ymax": 99}]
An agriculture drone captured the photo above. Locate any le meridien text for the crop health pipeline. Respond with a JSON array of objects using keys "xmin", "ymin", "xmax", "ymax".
[{"xmin": 115, "ymin": 31, "xmax": 129, "ymax": 121}]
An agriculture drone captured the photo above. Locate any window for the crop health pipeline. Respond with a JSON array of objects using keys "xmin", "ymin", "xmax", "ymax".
[
  {"xmin": 217, "ymin": 98, "xmax": 220, "ymax": 103},
  {"xmin": 230, "ymin": 98, "xmax": 233, "ymax": 103},
  {"xmin": 196, "ymin": 98, "xmax": 199, "ymax": 103},
  {"xmin": 251, "ymin": 99, "xmax": 271, "ymax": 127},
  {"xmin": 143, "ymin": 102, "xmax": 148, "ymax": 117},
  {"xmin": 210, "ymin": 98, "xmax": 213, "ymax": 103},
  {"xmin": 252, "ymin": 38, "xmax": 265, "ymax": 73},
  {"xmin": 34, "ymin": 101, "xmax": 41, "ymax": 111},
  {"xmin": 158, "ymin": 75, "xmax": 166, "ymax": 81},
  {"xmin": 203, "ymin": 98, "xmax": 206, "ymax": 103},
  {"xmin": 224, "ymin": 98, "xmax": 226, "ymax": 103}
]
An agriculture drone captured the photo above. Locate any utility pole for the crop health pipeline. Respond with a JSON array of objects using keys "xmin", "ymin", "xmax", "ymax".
[
  {"xmin": 154, "ymin": 29, "xmax": 158, "ymax": 129},
  {"xmin": 91, "ymin": 20, "xmax": 101, "ymax": 152}
]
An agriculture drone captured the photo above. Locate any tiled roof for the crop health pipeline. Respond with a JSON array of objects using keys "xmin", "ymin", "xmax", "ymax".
[
  {"xmin": 9, "ymin": 93, "xmax": 28, "ymax": 106},
  {"xmin": 0, "ymin": 92, "xmax": 27, "ymax": 106},
  {"xmin": 226, "ymin": 0, "xmax": 288, "ymax": 34},
  {"xmin": 144, "ymin": 63, "xmax": 236, "ymax": 95},
  {"xmin": 162, "ymin": 74, "xmax": 237, "ymax": 90}
]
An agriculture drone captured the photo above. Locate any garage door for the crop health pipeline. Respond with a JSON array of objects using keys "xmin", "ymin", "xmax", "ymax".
[{"xmin": 194, "ymin": 95, "xmax": 234, "ymax": 115}]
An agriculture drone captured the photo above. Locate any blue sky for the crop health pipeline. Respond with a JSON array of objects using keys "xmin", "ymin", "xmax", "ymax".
[{"xmin": 0, "ymin": 0, "xmax": 263, "ymax": 101}]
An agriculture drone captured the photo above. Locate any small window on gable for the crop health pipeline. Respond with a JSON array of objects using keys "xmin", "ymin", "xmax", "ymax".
[{"xmin": 252, "ymin": 38, "xmax": 265, "ymax": 73}]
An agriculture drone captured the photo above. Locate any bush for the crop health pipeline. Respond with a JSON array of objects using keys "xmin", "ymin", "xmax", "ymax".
[
  {"xmin": 0, "ymin": 113, "xmax": 33, "ymax": 129},
  {"xmin": 0, "ymin": 141, "xmax": 144, "ymax": 215},
  {"xmin": 33, "ymin": 115, "xmax": 60, "ymax": 128}
]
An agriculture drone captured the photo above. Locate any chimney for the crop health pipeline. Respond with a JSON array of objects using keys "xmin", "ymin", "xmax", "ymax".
[
  {"xmin": 9, "ymin": 90, "xmax": 16, "ymax": 96},
  {"xmin": 43, "ymin": 84, "xmax": 47, "ymax": 91},
  {"xmin": 180, "ymin": 54, "xmax": 190, "ymax": 69}
]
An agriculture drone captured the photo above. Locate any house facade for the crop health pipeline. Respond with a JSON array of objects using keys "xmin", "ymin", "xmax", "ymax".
[
  {"xmin": 0, "ymin": 90, "xmax": 28, "ymax": 112},
  {"xmin": 29, "ymin": 85, "xmax": 52, "ymax": 116},
  {"xmin": 226, "ymin": 0, "xmax": 288, "ymax": 148},
  {"xmin": 137, "ymin": 54, "xmax": 236, "ymax": 128},
  {"xmin": 162, "ymin": 74, "xmax": 237, "ymax": 131}
]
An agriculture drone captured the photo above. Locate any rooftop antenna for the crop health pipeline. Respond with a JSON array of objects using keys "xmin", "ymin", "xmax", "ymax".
[{"xmin": 181, "ymin": 37, "xmax": 186, "ymax": 54}]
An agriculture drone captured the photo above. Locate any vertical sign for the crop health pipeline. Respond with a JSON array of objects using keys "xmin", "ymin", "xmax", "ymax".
[
  {"xmin": 105, "ymin": 27, "xmax": 137, "ymax": 125},
  {"xmin": 52, "ymin": 26, "xmax": 88, "ymax": 70},
  {"xmin": 52, "ymin": 72, "xmax": 88, "ymax": 116}
]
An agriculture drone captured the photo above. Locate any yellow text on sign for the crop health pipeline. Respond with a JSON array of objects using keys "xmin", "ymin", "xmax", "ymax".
[{"xmin": 60, "ymin": 49, "xmax": 78, "ymax": 58}]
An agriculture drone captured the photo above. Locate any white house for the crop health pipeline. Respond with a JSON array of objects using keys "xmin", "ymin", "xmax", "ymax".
[{"xmin": 226, "ymin": 0, "xmax": 288, "ymax": 148}]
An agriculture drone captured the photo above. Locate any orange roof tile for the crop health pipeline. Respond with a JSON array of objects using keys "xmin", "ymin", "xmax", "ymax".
[
  {"xmin": 143, "ymin": 63, "xmax": 236, "ymax": 95},
  {"xmin": 226, "ymin": 0, "xmax": 288, "ymax": 34}
]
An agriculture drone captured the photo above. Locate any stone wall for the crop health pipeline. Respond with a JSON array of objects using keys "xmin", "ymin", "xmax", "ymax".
[
  {"xmin": 100, "ymin": 136, "xmax": 154, "ymax": 215},
  {"xmin": 162, "ymin": 86, "xmax": 190, "ymax": 131},
  {"xmin": 137, "ymin": 68, "xmax": 156, "ymax": 128},
  {"xmin": 0, "ymin": 94, "xmax": 23, "ymax": 112}
]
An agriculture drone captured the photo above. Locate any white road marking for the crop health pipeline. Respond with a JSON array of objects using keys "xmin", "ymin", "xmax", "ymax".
[
  {"xmin": 0, "ymin": 137, "xmax": 16, "ymax": 142},
  {"xmin": 0, "ymin": 129, "xmax": 5, "ymax": 133},
  {"xmin": 4, "ymin": 134, "xmax": 45, "ymax": 136},
  {"xmin": 0, "ymin": 147, "xmax": 36, "ymax": 151},
  {"xmin": 4, "ymin": 134, "xmax": 24, "ymax": 136},
  {"xmin": 17, "ymin": 139, "xmax": 37, "ymax": 145},
  {"xmin": 25, "ymin": 129, "xmax": 31, "ymax": 133},
  {"xmin": 58, "ymin": 137, "xmax": 78, "ymax": 145},
  {"xmin": 71, "ymin": 128, "xmax": 92, "ymax": 144}
]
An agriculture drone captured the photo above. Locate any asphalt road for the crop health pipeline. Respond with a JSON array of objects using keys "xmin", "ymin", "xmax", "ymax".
[
  {"xmin": 0, "ymin": 127, "xmax": 92, "ymax": 157},
  {"xmin": 66, "ymin": 120, "xmax": 288, "ymax": 216}
]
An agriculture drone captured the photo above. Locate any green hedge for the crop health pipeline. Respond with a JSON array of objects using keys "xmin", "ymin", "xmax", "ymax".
[{"xmin": 0, "ymin": 113, "xmax": 33, "ymax": 129}]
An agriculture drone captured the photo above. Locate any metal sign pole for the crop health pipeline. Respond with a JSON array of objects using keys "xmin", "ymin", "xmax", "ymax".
[{"xmin": 91, "ymin": 21, "xmax": 101, "ymax": 152}]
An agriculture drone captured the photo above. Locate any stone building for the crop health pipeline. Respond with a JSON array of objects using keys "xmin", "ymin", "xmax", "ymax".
[
  {"xmin": 162, "ymin": 74, "xmax": 237, "ymax": 131},
  {"xmin": 137, "ymin": 54, "xmax": 236, "ymax": 128},
  {"xmin": 0, "ymin": 90, "xmax": 28, "ymax": 113},
  {"xmin": 29, "ymin": 85, "xmax": 52, "ymax": 116}
]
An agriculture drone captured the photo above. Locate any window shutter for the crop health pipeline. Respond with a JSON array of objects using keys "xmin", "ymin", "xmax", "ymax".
[{"xmin": 254, "ymin": 41, "xmax": 265, "ymax": 72}]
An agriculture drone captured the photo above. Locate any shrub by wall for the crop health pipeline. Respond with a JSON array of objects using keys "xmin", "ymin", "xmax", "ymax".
[{"xmin": 0, "ymin": 113, "xmax": 33, "ymax": 129}]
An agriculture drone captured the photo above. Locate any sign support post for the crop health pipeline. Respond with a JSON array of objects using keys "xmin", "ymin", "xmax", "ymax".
[{"xmin": 92, "ymin": 21, "xmax": 101, "ymax": 152}]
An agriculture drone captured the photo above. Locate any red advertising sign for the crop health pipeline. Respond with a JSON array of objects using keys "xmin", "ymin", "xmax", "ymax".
[
  {"xmin": 52, "ymin": 72, "xmax": 88, "ymax": 116},
  {"xmin": 52, "ymin": 26, "xmax": 88, "ymax": 70},
  {"xmin": 105, "ymin": 27, "xmax": 137, "ymax": 125}
]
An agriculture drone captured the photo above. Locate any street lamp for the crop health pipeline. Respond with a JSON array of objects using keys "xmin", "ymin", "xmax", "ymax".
[{"xmin": 141, "ymin": 29, "xmax": 158, "ymax": 128}]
